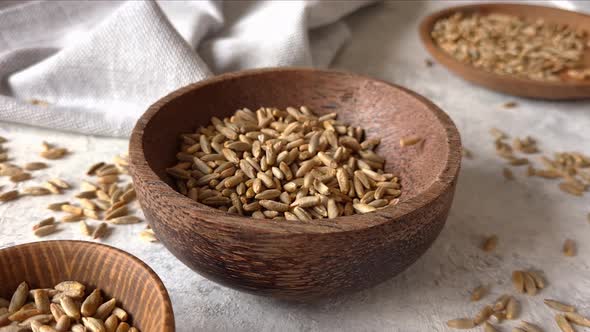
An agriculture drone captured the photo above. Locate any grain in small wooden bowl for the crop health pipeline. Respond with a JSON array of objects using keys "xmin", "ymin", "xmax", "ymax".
[
  {"xmin": 420, "ymin": 3, "xmax": 590, "ymax": 99},
  {"xmin": 0, "ymin": 240, "xmax": 175, "ymax": 331},
  {"xmin": 129, "ymin": 68, "xmax": 462, "ymax": 301}
]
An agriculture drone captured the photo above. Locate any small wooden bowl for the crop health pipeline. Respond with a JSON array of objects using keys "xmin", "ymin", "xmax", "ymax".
[
  {"xmin": 129, "ymin": 68, "xmax": 462, "ymax": 301},
  {"xmin": 0, "ymin": 241, "xmax": 174, "ymax": 332},
  {"xmin": 420, "ymin": 3, "xmax": 590, "ymax": 99}
]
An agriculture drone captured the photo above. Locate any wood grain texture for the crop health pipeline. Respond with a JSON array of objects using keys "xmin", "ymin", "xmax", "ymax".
[
  {"xmin": 420, "ymin": 3, "xmax": 590, "ymax": 100},
  {"xmin": 129, "ymin": 67, "xmax": 462, "ymax": 301},
  {"xmin": 0, "ymin": 240, "xmax": 174, "ymax": 331}
]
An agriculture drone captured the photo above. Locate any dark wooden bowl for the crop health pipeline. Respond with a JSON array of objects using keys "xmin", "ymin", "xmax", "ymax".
[
  {"xmin": 0, "ymin": 240, "xmax": 174, "ymax": 332},
  {"xmin": 420, "ymin": 3, "xmax": 590, "ymax": 99},
  {"xmin": 129, "ymin": 68, "xmax": 462, "ymax": 301}
]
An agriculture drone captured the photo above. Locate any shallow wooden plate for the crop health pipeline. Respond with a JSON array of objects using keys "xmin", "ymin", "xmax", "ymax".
[{"xmin": 420, "ymin": 3, "xmax": 590, "ymax": 99}]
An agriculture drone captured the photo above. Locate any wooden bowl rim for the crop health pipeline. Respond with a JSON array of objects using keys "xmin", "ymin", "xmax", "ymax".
[
  {"xmin": 0, "ymin": 240, "xmax": 175, "ymax": 331},
  {"xmin": 419, "ymin": 3, "xmax": 590, "ymax": 89},
  {"xmin": 130, "ymin": 67, "xmax": 461, "ymax": 234}
]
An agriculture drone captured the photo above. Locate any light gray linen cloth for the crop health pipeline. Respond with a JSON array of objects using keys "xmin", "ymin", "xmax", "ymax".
[{"xmin": 0, "ymin": 0, "xmax": 373, "ymax": 137}]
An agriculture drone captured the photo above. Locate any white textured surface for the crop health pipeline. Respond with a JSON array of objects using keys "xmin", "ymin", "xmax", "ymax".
[{"xmin": 1, "ymin": 1, "xmax": 590, "ymax": 331}]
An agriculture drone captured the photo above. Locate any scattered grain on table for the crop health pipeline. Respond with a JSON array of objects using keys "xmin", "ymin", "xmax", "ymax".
[
  {"xmin": 503, "ymin": 167, "xmax": 514, "ymax": 180},
  {"xmin": 481, "ymin": 235, "xmax": 498, "ymax": 252},
  {"xmin": 462, "ymin": 147, "xmax": 473, "ymax": 159},
  {"xmin": 470, "ymin": 285, "xmax": 487, "ymax": 302},
  {"xmin": 562, "ymin": 239, "xmax": 576, "ymax": 257},
  {"xmin": 544, "ymin": 299, "xmax": 576, "ymax": 313},
  {"xmin": 503, "ymin": 101, "xmax": 518, "ymax": 109}
]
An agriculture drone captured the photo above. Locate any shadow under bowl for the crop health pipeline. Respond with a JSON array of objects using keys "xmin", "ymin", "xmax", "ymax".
[
  {"xmin": 0, "ymin": 240, "xmax": 174, "ymax": 332},
  {"xmin": 129, "ymin": 67, "xmax": 462, "ymax": 301}
]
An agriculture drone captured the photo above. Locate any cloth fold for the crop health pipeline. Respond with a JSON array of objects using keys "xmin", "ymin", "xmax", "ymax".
[{"xmin": 0, "ymin": 0, "xmax": 374, "ymax": 137}]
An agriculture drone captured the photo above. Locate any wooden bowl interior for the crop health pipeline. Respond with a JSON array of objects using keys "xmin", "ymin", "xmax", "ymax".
[
  {"xmin": 142, "ymin": 70, "xmax": 451, "ymax": 221},
  {"xmin": 435, "ymin": 4, "xmax": 590, "ymax": 79},
  {"xmin": 0, "ymin": 241, "xmax": 174, "ymax": 332},
  {"xmin": 444, "ymin": 3, "xmax": 590, "ymax": 28}
]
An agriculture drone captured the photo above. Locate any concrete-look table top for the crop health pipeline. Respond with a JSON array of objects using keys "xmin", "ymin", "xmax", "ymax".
[{"xmin": 1, "ymin": 1, "xmax": 589, "ymax": 331}]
